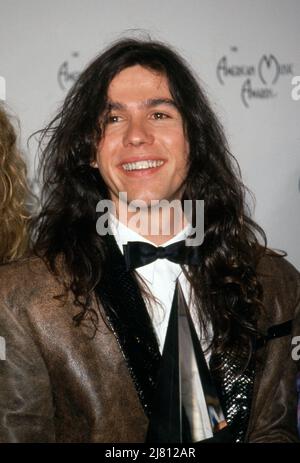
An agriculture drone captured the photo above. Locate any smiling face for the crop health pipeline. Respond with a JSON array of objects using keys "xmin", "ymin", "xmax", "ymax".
[{"xmin": 94, "ymin": 65, "xmax": 190, "ymax": 208}]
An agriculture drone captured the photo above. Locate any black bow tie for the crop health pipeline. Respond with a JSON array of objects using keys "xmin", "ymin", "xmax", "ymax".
[{"xmin": 123, "ymin": 240, "xmax": 201, "ymax": 271}]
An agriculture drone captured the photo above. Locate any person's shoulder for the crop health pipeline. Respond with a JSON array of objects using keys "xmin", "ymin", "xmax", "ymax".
[
  {"xmin": 257, "ymin": 249, "xmax": 300, "ymax": 284},
  {"xmin": 0, "ymin": 255, "xmax": 63, "ymax": 300},
  {"xmin": 256, "ymin": 249, "xmax": 300, "ymax": 321}
]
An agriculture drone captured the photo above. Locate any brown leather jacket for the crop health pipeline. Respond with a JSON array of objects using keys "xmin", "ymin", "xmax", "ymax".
[{"xmin": 0, "ymin": 252, "xmax": 299, "ymax": 443}]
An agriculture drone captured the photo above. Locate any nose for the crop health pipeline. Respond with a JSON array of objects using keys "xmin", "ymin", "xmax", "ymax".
[{"xmin": 123, "ymin": 117, "xmax": 154, "ymax": 147}]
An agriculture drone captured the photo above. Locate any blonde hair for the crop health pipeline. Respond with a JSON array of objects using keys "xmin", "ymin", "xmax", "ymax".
[{"xmin": 0, "ymin": 104, "xmax": 31, "ymax": 262}]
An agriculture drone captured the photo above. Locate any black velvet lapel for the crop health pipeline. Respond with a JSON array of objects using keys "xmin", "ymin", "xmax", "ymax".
[
  {"xmin": 209, "ymin": 346, "xmax": 256, "ymax": 442},
  {"xmin": 214, "ymin": 319, "xmax": 293, "ymax": 440},
  {"xmin": 94, "ymin": 233, "xmax": 161, "ymax": 417}
]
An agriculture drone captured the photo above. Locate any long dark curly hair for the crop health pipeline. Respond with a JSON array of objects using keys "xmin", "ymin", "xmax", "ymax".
[{"xmin": 31, "ymin": 38, "xmax": 269, "ymax": 366}]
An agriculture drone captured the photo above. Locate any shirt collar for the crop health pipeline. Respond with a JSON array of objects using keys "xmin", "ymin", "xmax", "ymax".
[
  {"xmin": 109, "ymin": 213, "xmax": 192, "ymax": 284},
  {"xmin": 109, "ymin": 212, "xmax": 192, "ymax": 252}
]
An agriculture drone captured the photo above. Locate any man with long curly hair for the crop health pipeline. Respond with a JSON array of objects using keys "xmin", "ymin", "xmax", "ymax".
[
  {"xmin": 0, "ymin": 39, "xmax": 299, "ymax": 443},
  {"xmin": 0, "ymin": 104, "xmax": 31, "ymax": 263}
]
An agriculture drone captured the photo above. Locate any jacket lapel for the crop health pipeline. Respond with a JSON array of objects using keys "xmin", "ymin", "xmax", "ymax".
[
  {"xmin": 212, "ymin": 319, "xmax": 294, "ymax": 442},
  {"xmin": 95, "ymin": 233, "xmax": 161, "ymax": 417},
  {"xmin": 209, "ymin": 346, "xmax": 256, "ymax": 442}
]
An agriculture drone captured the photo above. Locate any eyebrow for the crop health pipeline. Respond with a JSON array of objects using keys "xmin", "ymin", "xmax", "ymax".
[{"xmin": 106, "ymin": 98, "xmax": 178, "ymax": 111}]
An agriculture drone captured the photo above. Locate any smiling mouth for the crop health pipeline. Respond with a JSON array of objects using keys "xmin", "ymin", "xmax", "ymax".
[{"xmin": 121, "ymin": 160, "xmax": 164, "ymax": 171}]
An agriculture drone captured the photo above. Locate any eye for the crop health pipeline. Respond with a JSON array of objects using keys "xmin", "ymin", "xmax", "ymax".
[
  {"xmin": 105, "ymin": 114, "xmax": 122, "ymax": 124},
  {"xmin": 152, "ymin": 112, "xmax": 170, "ymax": 120}
]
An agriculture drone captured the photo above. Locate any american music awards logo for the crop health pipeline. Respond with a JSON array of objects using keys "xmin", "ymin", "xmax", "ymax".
[
  {"xmin": 57, "ymin": 51, "xmax": 81, "ymax": 91},
  {"xmin": 216, "ymin": 47, "xmax": 295, "ymax": 108}
]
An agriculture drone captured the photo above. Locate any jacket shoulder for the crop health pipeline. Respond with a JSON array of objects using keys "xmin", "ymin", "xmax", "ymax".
[
  {"xmin": 257, "ymin": 251, "xmax": 300, "ymax": 288},
  {"xmin": 256, "ymin": 251, "xmax": 300, "ymax": 324},
  {"xmin": 0, "ymin": 256, "xmax": 64, "ymax": 304},
  {"xmin": 258, "ymin": 247, "xmax": 299, "ymax": 270}
]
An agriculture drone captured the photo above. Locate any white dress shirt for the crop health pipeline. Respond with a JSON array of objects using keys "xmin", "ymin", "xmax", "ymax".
[{"xmin": 109, "ymin": 214, "xmax": 213, "ymax": 441}]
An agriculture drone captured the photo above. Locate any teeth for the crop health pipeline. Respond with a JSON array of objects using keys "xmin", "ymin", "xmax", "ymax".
[{"xmin": 122, "ymin": 160, "xmax": 164, "ymax": 171}]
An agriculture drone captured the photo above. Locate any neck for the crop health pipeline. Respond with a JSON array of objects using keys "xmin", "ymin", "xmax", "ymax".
[{"xmin": 115, "ymin": 201, "xmax": 188, "ymax": 245}]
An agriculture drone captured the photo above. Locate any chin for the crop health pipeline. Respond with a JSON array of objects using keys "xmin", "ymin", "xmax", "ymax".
[
  {"xmin": 126, "ymin": 192, "xmax": 161, "ymax": 205},
  {"xmin": 128, "ymin": 198, "xmax": 154, "ymax": 209}
]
